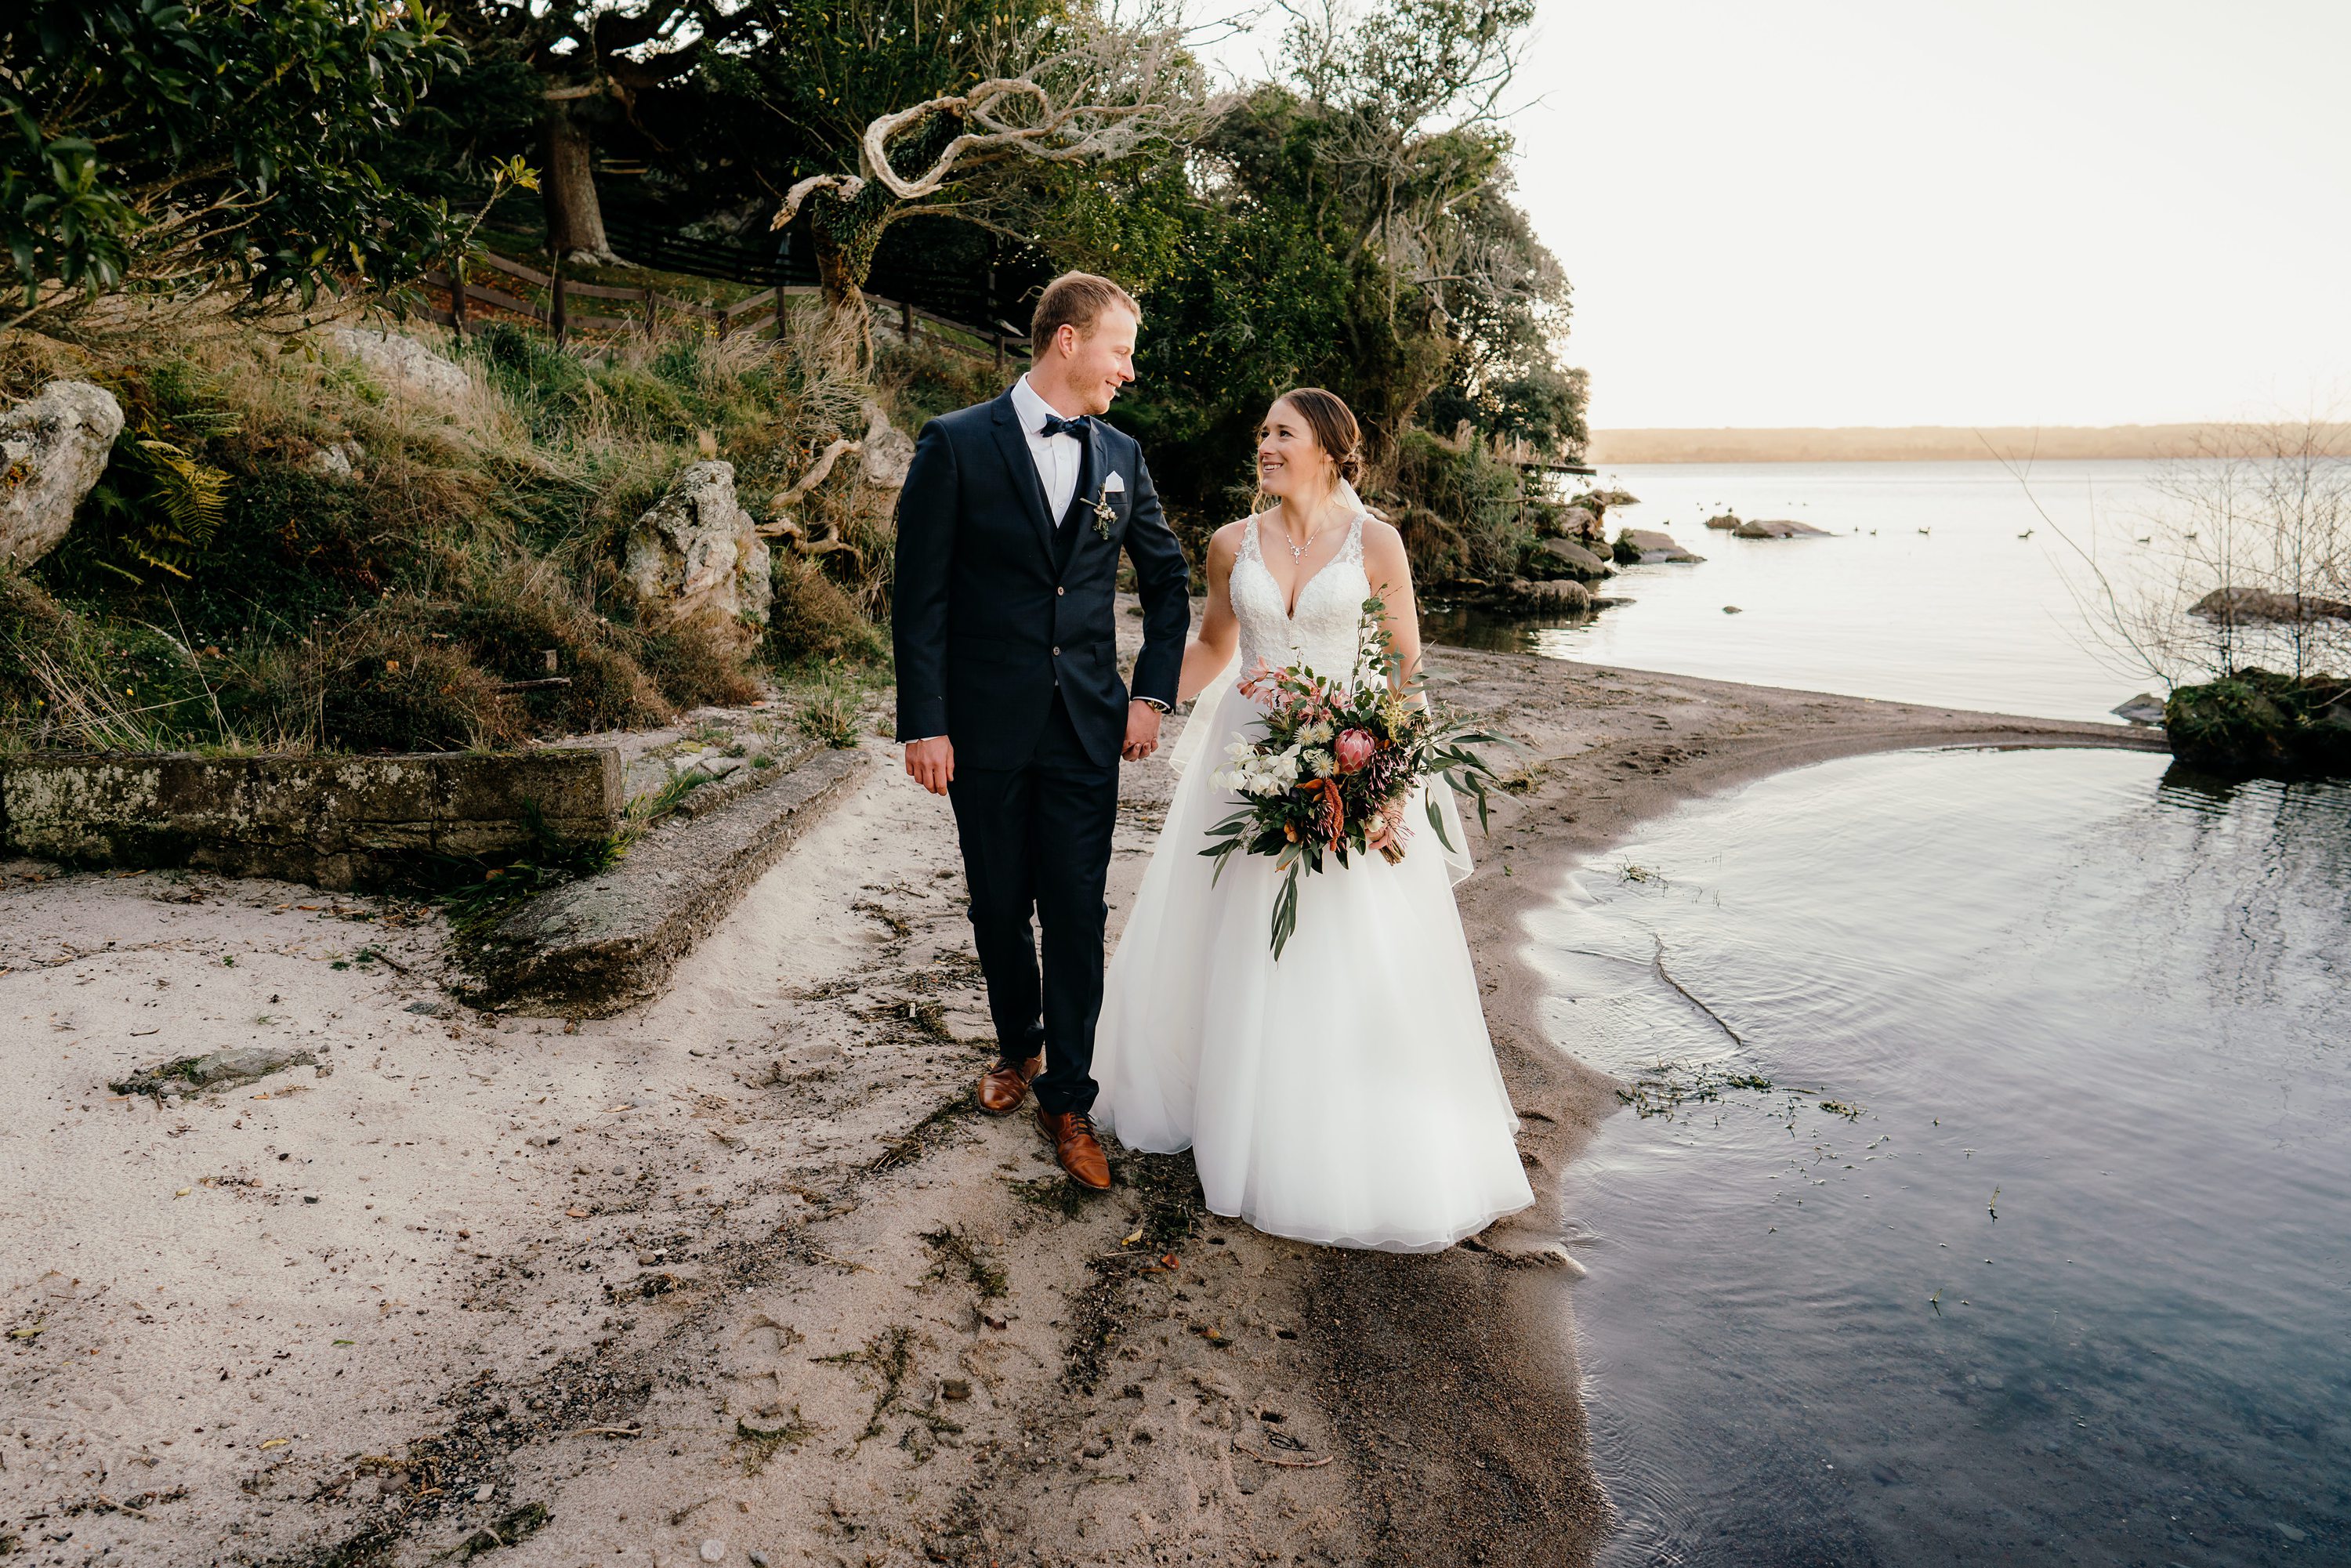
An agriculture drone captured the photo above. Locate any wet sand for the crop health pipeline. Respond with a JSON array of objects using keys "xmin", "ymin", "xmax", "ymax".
[{"xmin": 0, "ymin": 649, "xmax": 2161, "ymax": 1566}]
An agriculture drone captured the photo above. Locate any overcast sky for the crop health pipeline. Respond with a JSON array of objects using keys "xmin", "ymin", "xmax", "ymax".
[{"xmin": 1201, "ymin": 1, "xmax": 2351, "ymax": 429}]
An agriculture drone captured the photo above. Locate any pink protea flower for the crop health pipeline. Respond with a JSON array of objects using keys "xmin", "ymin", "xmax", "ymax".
[{"xmin": 1333, "ymin": 728, "xmax": 1377, "ymax": 773}]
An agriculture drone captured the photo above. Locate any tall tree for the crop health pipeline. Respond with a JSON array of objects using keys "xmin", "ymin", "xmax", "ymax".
[
  {"xmin": 715, "ymin": 0, "xmax": 1203, "ymax": 365},
  {"xmin": 437, "ymin": 2, "xmax": 756, "ymax": 263}
]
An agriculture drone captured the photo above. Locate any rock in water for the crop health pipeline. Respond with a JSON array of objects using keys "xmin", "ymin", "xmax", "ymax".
[
  {"xmin": 2190, "ymin": 586, "xmax": 2351, "ymax": 623},
  {"xmin": 1506, "ymin": 578, "xmax": 1592, "ymax": 610},
  {"xmin": 1732, "ymin": 518, "xmax": 1832, "ymax": 539},
  {"xmin": 2111, "ymin": 693, "xmax": 2166, "ymax": 727},
  {"xmin": 1704, "ymin": 512, "xmax": 1743, "ymax": 531},
  {"xmin": 322, "ymin": 327, "xmax": 473, "ymax": 408},
  {"xmin": 859, "ymin": 403, "xmax": 915, "ymax": 487},
  {"xmin": 0, "ymin": 380, "xmax": 125, "ymax": 566},
  {"xmin": 1527, "ymin": 537, "xmax": 1614, "ymax": 582},
  {"xmin": 625, "ymin": 461, "xmax": 773, "ymax": 646},
  {"xmin": 1614, "ymin": 527, "xmax": 1705, "ymax": 564}
]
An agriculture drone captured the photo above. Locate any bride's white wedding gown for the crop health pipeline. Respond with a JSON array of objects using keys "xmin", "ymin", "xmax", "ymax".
[{"xmin": 1092, "ymin": 513, "xmax": 1535, "ymax": 1252}]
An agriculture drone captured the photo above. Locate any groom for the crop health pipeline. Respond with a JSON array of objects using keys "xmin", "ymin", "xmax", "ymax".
[{"xmin": 893, "ymin": 273, "xmax": 1192, "ymax": 1193}]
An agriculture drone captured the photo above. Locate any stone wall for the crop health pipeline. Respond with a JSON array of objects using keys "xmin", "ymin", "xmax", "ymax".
[{"xmin": 0, "ymin": 749, "xmax": 621, "ymax": 890}]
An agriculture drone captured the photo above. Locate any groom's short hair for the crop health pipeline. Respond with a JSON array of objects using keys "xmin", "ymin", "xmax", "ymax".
[{"xmin": 1031, "ymin": 273, "xmax": 1140, "ymax": 354}]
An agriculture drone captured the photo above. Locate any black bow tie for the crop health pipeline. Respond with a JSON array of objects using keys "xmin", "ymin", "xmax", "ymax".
[{"xmin": 1038, "ymin": 412, "xmax": 1090, "ymax": 440}]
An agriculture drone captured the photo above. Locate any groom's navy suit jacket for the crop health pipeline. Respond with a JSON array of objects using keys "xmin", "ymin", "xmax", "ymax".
[{"xmin": 892, "ymin": 388, "xmax": 1191, "ymax": 770}]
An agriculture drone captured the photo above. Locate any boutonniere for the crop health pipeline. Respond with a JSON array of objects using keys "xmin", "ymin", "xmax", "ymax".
[{"xmin": 1089, "ymin": 469, "xmax": 1125, "ymax": 540}]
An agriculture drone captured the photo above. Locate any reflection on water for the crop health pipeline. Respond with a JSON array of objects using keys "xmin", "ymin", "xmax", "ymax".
[
  {"xmin": 1424, "ymin": 460, "xmax": 2187, "ymax": 723},
  {"xmin": 1527, "ymin": 748, "xmax": 2351, "ymax": 1566},
  {"xmin": 1420, "ymin": 599, "xmax": 1599, "ymax": 652}
]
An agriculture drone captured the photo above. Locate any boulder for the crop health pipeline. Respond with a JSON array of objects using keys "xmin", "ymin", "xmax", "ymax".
[
  {"xmin": 1614, "ymin": 527, "xmax": 1704, "ymax": 565},
  {"xmin": 323, "ymin": 327, "xmax": 473, "ymax": 407},
  {"xmin": 310, "ymin": 438, "xmax": 365, "ymax": 481},
  {"xmin": 1527, "ymin": 537, "xmax": 1614, "ymax": 582},
  {"xmin": 1572, "ymin": 487, "xmax": 1639, "ymax": 513},
  {"xmin": 1535, "ymin": 503, "xmax": 1599, "ymax": 541},
  {"xmin": 624, "ymin": 462, "xmax": 773, "ymax": 642},
  {"xmin": 1732, "ymin": 517, "xmax": 1831, "ymax": 539},
  {"xmin": 1704, "ymin": 512, "xmax": 1743, "ymax": 531},
  {"xmin": 1516, "ymin": 578, "xmax": 1592, "ymax": 611},
  {"xmin": 2190, "ymin": 586, "xmax": 2351, "ymax": 623},
  {"xmin": 0, "ymin": 380, "xmax": 125, "ymax": 566},
  {"xmin": 859, "ymin": 403, "xmax": 915, "ymax": 488},
  {"xmin": 2110, "ymin": 693, "xmax": 2166, "ymax": 727},
  {"xmin": 2164, "ymin": 668, "xmax": 2351, "ymax": 776}
]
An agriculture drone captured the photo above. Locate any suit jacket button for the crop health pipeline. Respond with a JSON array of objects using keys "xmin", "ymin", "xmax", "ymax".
[
  {"xmin": 1056, "ymin": 586, "xmax": 1065, "ymax": 596},
  {"xmin": 1051, "ymin": 645, "xmax": 1061, "ymax": 656}
]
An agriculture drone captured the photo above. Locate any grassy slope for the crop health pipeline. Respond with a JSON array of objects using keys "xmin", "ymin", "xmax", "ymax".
[{"xmin": 2, "ymin": 299, "xmax": 906, "ymax": 755}]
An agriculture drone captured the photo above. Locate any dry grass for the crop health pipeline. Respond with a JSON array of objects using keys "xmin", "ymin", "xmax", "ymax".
[{"xmin": 4, "ymin": 298, "xmax": 903, "ymax": 754}]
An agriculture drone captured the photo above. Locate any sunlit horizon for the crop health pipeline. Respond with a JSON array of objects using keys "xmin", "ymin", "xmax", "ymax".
[{"xmin": 1196, "ymin": 1, "xmax": 2351, "ymax": 432}]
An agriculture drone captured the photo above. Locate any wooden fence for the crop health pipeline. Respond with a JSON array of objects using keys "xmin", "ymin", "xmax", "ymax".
[
  {"xmin": 417, "ymin": 249, "xmax": 1030, "ymax": 368},
  {"xmin": 419, "ymin": 250, "xmax": 792, "ymax": 340}
]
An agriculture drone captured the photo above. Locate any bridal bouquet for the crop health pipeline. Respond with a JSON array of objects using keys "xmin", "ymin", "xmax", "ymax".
[{"xmin": 1202, "ymin": 596, "xmax": 1506, "ymax": 958}]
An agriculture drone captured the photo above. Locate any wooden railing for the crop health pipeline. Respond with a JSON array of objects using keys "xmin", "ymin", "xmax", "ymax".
[
  {"xmin": 420, "ymin": 250, "xmax": 799, "ymax": 340},
  {"xmin": 417, "ymin": 248, "xmax": 1030, "ymax": 365}
]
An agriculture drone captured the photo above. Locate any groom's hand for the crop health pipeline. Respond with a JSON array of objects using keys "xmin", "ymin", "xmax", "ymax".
[
  {"xmin": 904, "ymin": 736, "xmax": 955, "ymax": 795},
  {"xmin": 1121, "ymin": 701, "xmax": 1163, "ymax": 761}
]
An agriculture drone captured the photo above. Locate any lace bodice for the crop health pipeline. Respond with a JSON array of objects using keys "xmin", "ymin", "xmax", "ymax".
[{"xmin": 1230, "ymin": 512, "xmax": 1368, "ymax": 680}]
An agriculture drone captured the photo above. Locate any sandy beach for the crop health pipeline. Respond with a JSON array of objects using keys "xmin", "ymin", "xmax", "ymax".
[{"xmin": 0, "ymin": 647, "xmax": 2161, "ymax": 1567}]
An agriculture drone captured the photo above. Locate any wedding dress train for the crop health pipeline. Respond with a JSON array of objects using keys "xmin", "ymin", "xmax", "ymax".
[{"xmin": 1092, "ymin": 512, "xmax": 1535, "ymax": 1252}]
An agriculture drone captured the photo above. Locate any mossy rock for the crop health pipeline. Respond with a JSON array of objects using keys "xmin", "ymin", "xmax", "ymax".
[{"xmin": 2164, "ymin": 668, "xmax": 2351, "ymax": 777}]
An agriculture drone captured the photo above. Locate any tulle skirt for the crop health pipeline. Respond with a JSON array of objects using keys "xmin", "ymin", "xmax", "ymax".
[{"xmin": 1092, "ymin": 677, "xmax": 1536, "ymax": 1253}]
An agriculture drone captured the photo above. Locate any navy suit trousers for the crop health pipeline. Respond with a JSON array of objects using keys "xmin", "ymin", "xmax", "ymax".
[{"xmin": 946, "ymin": 689, "xmax": 1119, "ymax": 1116}]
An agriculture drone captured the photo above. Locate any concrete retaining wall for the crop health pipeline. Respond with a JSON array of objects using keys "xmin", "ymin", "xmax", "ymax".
[{"xmin": 0, "ymin": 749, "xmax": 621, "ymax": 889}]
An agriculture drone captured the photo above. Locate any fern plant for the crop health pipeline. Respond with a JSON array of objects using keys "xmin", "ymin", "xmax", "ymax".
[{"xmin": 78, "ymin": 362, "xmax": 241, "ymax": 585}]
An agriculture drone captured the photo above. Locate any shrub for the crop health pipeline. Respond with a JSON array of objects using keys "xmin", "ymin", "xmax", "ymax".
[
  {"xmin": 797, "ymin": 684, "xmax": 864, "ymax": 748},
  {"xmin": 643, "ymin": 615, "xmax": 764, "ymax": 709},
  {"xmin": 770, "ymin": 559, "xmax": 884, "ymax": 664},
  {"xmin": 320, "ymin": 632, "xmax": 526, "ymax": 753},
  {"xmin": 1381, "ymin": 428, "xmax": 1526, "ymax": 582}
]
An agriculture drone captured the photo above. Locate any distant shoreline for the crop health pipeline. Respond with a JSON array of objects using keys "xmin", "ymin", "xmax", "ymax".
[{"xmin": 1585, "ymin": 423, "xmax": 2350, "ymax": 465}]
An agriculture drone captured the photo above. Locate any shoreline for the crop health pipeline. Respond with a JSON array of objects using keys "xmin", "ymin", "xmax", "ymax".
[
  {"xmin": 0, "ymin": 650, "xmax": 2165, "ymax": 1566},
  {"xmin": 1317, "ymin": 648, "xmax": 2165, "ymax": 1563}
]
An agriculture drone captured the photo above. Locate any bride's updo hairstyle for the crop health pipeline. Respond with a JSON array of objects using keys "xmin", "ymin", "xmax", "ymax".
[{"xmin": 1273, "ymin": 387, "xmax": 1364, "ymax": 487}]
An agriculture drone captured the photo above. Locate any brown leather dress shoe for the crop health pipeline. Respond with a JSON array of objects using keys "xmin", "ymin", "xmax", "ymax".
[
  {"xmin": 975, "ymin": 1054, "xmax": 1044, "ymax": 1116},
  {"xmin": 1036, "ymin": 1106, "xmax": 1111, "ymax": 1192}
]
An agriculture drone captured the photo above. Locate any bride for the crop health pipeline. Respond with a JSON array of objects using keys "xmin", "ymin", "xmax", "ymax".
[{"xmin": 1092, "ymin": 387, "xmax": 1534, "ymax": 1253}]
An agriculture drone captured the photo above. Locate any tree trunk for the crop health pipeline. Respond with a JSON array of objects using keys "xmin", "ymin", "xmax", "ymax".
[
  {"xmin": 539, "ymin": 105, "xmax": 614, "ymax": 264},
  {"xmin": 813, "ymin": 234, "xmax": 875, "ymax": 375}
]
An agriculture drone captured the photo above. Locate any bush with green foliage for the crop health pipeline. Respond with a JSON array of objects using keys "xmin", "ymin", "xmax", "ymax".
[
  {"xmin": 2165, "ymin": 668, "xmax": 2351, "ymax": 777},
  {"xmin": 2, "ymin": 0, "xmax": 464, "ymax": 324}
]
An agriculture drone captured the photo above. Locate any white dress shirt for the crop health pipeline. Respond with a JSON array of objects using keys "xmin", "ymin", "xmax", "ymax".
[{"xmin": 1009, "ymin": 372, "xmax": 1085, "ymax": 523}]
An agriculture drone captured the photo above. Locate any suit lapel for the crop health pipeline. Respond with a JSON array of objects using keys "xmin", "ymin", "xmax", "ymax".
[{"xmin": 989, "ymin": 392, "xmax": 1059, "ymax": 564}]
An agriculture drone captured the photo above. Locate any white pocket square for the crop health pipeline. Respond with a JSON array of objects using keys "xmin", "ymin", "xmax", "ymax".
[{"xmin": 1101, "ymin": 471, "xmax": 1125, "ymax": 494}]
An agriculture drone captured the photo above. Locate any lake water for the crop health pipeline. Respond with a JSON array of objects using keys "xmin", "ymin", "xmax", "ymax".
[
  {"xmin": 1424, "ymin": 459, "xmax": 2186, "ymax": 723},
  {"xmin": 1527, "ymin": 748, "xmax": 2351, "ymax": 1566}
]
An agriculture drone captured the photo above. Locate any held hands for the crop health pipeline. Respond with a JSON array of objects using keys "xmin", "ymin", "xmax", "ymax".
[
  {"xmin": 904, "ymin": 735, "xmax": 955, "ymax": 795},
  {"xmin": 1122, "ymin": 700, "xmax": 1164, "ymax": 762}
]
